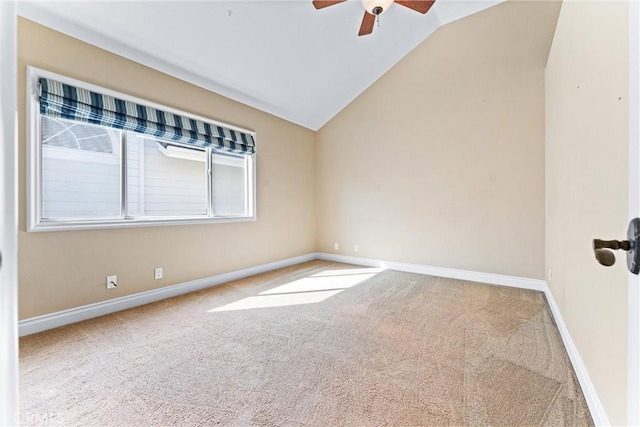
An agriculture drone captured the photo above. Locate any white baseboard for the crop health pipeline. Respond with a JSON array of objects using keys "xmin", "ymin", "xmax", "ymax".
[
  {"xmin": 18, "ymin": 253, "xmax": 317, "ymax": 337},
  {"xmin": 316, "ymin": 252, "xmax": 547, "ymax": 291},
  {"xmin": 18, "ymin": 251, "xmax": 610, "ymax": 426},
  {"xmin": 20, "ymin": 252, "xmax": 546, "ymax": 337},
  {"xmin": 543, "ymin": 283, "xmax": 611, "ymax": 426}
]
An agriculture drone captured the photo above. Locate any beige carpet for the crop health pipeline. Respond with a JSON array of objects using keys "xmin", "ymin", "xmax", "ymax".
[{"xmin": 19, "ymin": 260, "xmax": 593, "ymax": 426}]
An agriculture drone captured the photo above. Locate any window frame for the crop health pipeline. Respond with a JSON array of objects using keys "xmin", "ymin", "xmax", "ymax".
[{"xmin": 27, "ymin": 66, "xmax": 257, "ymax": 232}]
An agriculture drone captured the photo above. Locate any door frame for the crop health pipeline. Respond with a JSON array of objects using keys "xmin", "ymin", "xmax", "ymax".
[
  {"xmin": 0, "ymin": 1, "xmax": 19, "ymax": 425},
  {"xmin": 629, "ymin": 1, "xmax": 640, "ymax": 425}
]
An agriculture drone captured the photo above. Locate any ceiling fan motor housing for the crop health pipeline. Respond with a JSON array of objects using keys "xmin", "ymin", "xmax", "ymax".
[{"xmin": 362, "ymin": 0, "xmax": 394, "ymax": 15}]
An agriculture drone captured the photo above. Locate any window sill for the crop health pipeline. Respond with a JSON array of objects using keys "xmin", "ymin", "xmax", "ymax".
[{"xmin": 28, "ymin": 215, "xmax": 257, "ymax": 232}]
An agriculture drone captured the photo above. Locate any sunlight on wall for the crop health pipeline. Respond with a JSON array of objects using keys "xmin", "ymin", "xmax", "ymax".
[{"xmin": 208, "ymin": 268, "xmax": 384, "ymax": 312}]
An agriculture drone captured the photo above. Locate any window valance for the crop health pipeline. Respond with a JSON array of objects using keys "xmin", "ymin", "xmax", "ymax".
[{"xmin": 38, "ymin": 78, "xmax": 255, "ymax": 155}]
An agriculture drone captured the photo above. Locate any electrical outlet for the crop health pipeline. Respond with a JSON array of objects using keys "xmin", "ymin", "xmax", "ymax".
[
  {"xmin": 154, "ymin": 267, "xmax": 163, "ymax": 280},
  {"xmin": 334, "ymin": 243, "xmax": 339, "ymax": 250},
  {"xmin": 354, "ymin": 245, "xmax": 359, "ymax": 252},
  {"xmin": 106, "ymin": 275, "xmax": 117, "ymax": 289}
]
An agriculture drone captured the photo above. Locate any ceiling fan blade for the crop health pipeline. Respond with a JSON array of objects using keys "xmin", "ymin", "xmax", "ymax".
[
  {"xmin": 312, "ymin": 0, "xmax": 347, "ymax": 10},
  {"xmin": 395, "ymin": 0, "xmax": 435, "ymax": 14},
  {"xmin": 358, "ymin": 11, "xmax": 376, "ymax": 36}
]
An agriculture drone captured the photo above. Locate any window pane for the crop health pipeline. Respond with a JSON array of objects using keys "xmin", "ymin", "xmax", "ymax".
[
  {"xmin": 127, "ymin": 134, "xmax": 208, "ymax": 217},
  {"xmin": 42, "ymin": 116, "xmax": 113, "ymax": 153},
  {"xmin": 212, "ymin": 153, "xmax": 247, "ymax": 216},
  {"xmin": 41, "ymin": 117, "xmax": 122, "ymax": 219}
]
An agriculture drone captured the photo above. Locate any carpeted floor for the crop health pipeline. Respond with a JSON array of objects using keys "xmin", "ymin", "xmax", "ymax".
[{"xmin": 19, "ymin": 260, "xmax": 593, "ymax": 426}]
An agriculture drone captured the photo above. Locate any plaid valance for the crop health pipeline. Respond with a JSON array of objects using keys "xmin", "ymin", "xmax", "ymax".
[{"xmin": 38, "ymin": 78, "xmax": 255, "ymax": 155}]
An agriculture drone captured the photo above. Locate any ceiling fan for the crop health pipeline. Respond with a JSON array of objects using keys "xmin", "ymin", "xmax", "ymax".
[{"xmin": 312, "ymin": 0, "xmax": 435, "ymax": 36}]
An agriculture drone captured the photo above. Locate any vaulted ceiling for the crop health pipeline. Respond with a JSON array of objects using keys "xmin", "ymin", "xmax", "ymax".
[{"xmin": 18, "ymin": 0, "xmax": 503, "ymax": 130}]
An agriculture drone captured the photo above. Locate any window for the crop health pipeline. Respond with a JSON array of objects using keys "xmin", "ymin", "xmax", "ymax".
[
  {"xmin": 41, "ymin": 117, "xmax": 122, "ymax": 220},
  {"xmin": 28, "ymin": 68, "xmax": 256, "ymax": 231},
  {"xmin": 126, "ymin": 134, "xmax": 209, "ymax": 218}
]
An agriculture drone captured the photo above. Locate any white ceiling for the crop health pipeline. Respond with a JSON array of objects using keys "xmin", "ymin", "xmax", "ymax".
[{"xmin": 18, "ymin": 0, "xmax": 502, "ymax": 130}]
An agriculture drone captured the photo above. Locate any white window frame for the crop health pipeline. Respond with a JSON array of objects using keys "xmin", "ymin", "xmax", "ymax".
[{"xmin": 27, "ymin": 66, "xmax": 257, "ymax": 232}]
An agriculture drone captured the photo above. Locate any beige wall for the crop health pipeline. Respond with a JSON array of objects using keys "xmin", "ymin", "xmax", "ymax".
[
  {"xmin": 545, "ymin": 1, "xmax": 629, "ymax": 424},
  {"xmin": 316, "ymin": 1, "xmax": 559, "ymax": 279},
  {"xmin": 17, "ymin": 18, "xmax": 316, "ymax": 319}
]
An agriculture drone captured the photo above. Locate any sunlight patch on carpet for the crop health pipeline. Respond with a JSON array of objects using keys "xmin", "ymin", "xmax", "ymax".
[{"xmin": 208, "ymin": 268, "xmax": 382, "ymax": 312}]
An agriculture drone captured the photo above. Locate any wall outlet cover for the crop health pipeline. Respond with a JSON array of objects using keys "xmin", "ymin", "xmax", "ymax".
[{"xmin": 106, "ymin": 275, "xmax": 117, "ymax": 289}]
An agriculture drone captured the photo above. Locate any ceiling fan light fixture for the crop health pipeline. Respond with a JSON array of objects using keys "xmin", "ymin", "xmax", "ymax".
[{"xmin": 361, "ymin": 0, "xmax": 393, "ymax": 15}]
